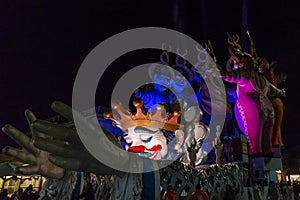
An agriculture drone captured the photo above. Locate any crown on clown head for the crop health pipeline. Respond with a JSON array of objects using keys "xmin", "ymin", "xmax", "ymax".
[{"xmin": 104, "ymin": 98, "xmax": 182, "ymax": 132}]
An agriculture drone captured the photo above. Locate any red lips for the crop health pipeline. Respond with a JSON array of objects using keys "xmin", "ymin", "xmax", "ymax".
[{"xmin": 127, "ymin": 144, "xmax": 162, "ymax": 153}]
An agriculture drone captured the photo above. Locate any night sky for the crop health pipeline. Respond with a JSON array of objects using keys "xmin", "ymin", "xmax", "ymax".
[{"xmin": 1, "ymin": 1, "xmax": 299, "ymax": 157}]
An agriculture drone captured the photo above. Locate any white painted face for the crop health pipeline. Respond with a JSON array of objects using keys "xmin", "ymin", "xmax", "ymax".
[{"xmin": 123, "ymin": 126, "xmax": 168, "ymax": 160}]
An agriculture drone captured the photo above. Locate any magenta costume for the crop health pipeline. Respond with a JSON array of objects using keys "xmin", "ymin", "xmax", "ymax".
[
  {"xmin": 223, "ymin": 68, "xmax": 284, "ymax": 156},
  {"xmin": 222, "ymin": 34, "xmax": 285, "ymax": 156}
]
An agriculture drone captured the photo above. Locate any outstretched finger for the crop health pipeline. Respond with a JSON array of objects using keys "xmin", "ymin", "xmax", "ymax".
[
  {"xmin": 24, "ymin": 109, "xmax": 37, "ymax": 126},
  {"xmin": 32, "ymin": 120, "xmax": 81, "ymax": 144},
  {"xmin": 51, "ymin": 101, "xmax": 74, "ymax": 122},
  {"xmin": 2, "ymin": 146, "xmax": 36, "ymax": 164},
  {"xmin": 51, "ymin": 101, "xmax": 98, "ymax": 133},
  {"xmin": 15, "ymin": 165, "xmax": 65, "ymax": 179},
  {"xmin": 2, "ymin": 125, "xmax": 38, "ymax": 155},
  {"xmin": 24, "ymin": 109, "xmax": 39, "ymax": 138},
  {"xmin": 15, "ymin": 165, "xmax": 39, "ymax": 176}
]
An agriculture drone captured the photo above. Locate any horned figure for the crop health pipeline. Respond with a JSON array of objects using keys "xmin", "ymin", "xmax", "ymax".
[
  {"xmin": 220, "ymin": 32, "xmax": 286, "ymax": 157},
  {"xmin": 247, "ymin": 30, "xmax": 286, "ymax": 148}
]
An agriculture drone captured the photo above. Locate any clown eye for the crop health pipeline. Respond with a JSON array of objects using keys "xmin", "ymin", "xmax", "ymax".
[{"xmin": 141, "ymin": 136, "xmax": 152, "ymax": 143}]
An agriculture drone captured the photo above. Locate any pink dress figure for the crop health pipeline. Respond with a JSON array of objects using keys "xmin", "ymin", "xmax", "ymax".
[{"xmin": 222, "ymin": 35, "xmax": 285, "ymax": 156}]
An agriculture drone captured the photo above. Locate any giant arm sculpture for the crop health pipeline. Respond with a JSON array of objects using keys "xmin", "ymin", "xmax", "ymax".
[{"xmin": 2, "ymin": 101, "xmax": 126, "ymax": 178}]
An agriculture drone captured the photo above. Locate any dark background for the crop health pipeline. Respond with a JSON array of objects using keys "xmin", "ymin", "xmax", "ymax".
[{"xmin": 1, "ymin": 1, "xmax": 299, "ymax": 156}]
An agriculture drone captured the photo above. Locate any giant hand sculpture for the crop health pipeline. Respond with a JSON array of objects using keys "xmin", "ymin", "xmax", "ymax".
[
  {"xmin": 2, "ymin": 101, "xmax": 126, "ymax": 179},
  {"xmin": 2, "ymin": 109, "xmax": 65, "ymax": 179}
]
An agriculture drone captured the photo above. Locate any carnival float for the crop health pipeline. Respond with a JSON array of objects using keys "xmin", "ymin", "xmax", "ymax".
[{"xmin": 0, "ymin": 31, "xmax": 290, "ymax": 200}]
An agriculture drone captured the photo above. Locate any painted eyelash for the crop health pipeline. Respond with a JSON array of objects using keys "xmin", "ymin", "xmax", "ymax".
[{"xmin": 142, "ymin": 137, "xmax": 153, "ymax": 143}]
